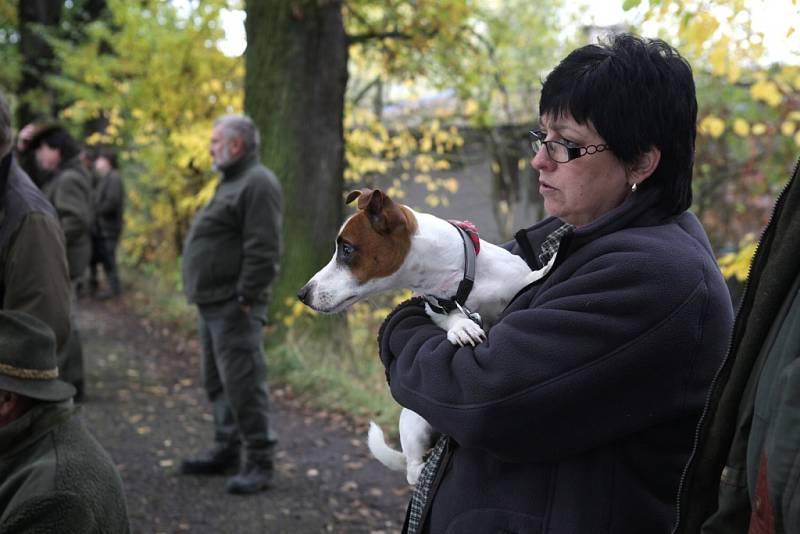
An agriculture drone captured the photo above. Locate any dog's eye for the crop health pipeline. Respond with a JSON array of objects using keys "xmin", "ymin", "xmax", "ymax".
[{"xmin": 341, "ymin": 243, "xmax": 354, "ymax": 258}]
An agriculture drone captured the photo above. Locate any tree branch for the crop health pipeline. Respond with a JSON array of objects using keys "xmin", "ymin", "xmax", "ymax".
[{"xmin": 347, "ymin": 31, "xmax": 412, "ymax": 45}]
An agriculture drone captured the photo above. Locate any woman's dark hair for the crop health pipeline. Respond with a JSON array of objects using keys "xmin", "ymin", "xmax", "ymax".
[
  {"xmin": 539, "ymin": 33, "xmax": 697, "ymax": 215},
  {"xmin": 96, "ymin": 147, "xmax": 118, "ymax": 169},
  {"xmin": 31, "ymin": 126, "xmax": 81, "ymax": 163}
]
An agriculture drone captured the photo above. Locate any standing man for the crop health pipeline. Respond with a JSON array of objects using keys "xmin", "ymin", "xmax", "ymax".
[
  {"xmin": 29, "ymin": 124, "xmax": 93, "ymax": 400},
  {"xmin": 0, "ymin": 90, "xmax": 71, "ymax": 353},
  {"xmin": 0, "ymin": 310, "xmax": 130, "ymax": 533},
  {"xmin": 180, "ymin": 115, "xmax": 283, "ymax": 495},
  {"xmin": 89, "ymin": 148, "xmax": 124, "ymax": 299}
]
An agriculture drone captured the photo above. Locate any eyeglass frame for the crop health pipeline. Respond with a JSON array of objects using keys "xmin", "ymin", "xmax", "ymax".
[{"xmin": 528, "ymin": 129, "xmax": 611, "ymax": 164}]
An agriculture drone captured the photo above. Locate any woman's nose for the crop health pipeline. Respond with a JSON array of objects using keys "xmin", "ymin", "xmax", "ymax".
[{"xmin": 531, "ymin": 147, "xmax": 555, "ymax": 172}]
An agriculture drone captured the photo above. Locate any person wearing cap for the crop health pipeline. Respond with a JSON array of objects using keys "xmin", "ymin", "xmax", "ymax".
[
  {"xmin": 28, "ymin": 122, "xmax": 94, "ymax": 399},
  {"xmin": 0, "ymin": 310, "xmax": 130, "ymax": 533},
  {"xmin": 0, "ymin": 90, "xmax": 71, "ymax": 352}
]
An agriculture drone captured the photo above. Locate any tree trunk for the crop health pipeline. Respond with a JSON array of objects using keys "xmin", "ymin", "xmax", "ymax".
[
  {"xmin": 18, "ymin": 0, "xmax": 63, "ymax": 126},
  {"xmin": 244, "ymin": 0, "xmax": 348, "ymax": 322}
]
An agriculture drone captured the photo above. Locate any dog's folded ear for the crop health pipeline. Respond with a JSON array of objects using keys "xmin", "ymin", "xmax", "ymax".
[
  {"xmin": 345, "ymin": 190, "xmax": 364, "ymax": 205},
  {"xmin": 346, "ymin": 188, "xmax": 408, "ymax": 235}
]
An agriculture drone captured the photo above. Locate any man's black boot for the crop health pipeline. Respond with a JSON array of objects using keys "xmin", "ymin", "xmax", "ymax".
[
  {"xmin": 180, "ymin": 445, "xmax": 240, "ymax": 475},
  {"xmin": 224, "ymin": 450, "xmax": 273, "ymax": 494}
]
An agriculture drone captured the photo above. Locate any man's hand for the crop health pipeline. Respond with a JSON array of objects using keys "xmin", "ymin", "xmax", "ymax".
[
  {"xmin": 237, "ymin": 294, "xmax": 252, "ymax": 316},
  {"xmin": 16, "ymin": 123, "xmax": 36, "ymax": 151}
]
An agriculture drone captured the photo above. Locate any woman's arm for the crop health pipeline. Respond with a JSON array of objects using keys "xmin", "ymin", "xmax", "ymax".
[{"xmin": 379, "ymin": 247, "xmax": 726, "ymax": 463}]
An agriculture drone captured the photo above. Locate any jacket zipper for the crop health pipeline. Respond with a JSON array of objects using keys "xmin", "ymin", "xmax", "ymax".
[{"xmin": 671, "ymin": 157, "xmax": 800, "ymax": 533}]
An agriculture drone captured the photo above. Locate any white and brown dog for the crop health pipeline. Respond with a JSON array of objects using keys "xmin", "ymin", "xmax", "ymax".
[{"xmin": 298, "ymin": 188, "xmax": 554, "ymax": 484}]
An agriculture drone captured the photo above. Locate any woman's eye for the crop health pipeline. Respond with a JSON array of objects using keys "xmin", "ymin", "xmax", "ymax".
[{"xmin": 560, "ymin": 137, "xmax": 578, "ymax": 147}]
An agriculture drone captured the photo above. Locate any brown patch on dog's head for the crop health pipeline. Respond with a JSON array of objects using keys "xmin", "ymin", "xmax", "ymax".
[{"xmin": 340, "ymin": 189, "xmax": 417, "ymax": 283}]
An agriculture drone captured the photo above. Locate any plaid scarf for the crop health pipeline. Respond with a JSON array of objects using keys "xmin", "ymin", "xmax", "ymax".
[
  {"xmin": 405, "ymin": 435, "xmax": 448, "ymax": 534},
  {"xmin": 537, "ymin": 223, "xmax": 574, "ymax": 267}
]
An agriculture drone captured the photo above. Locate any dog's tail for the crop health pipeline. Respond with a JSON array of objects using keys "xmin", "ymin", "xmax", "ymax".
[{"xmin": 367, "ymin": 421, "xmax": 406, "ymax": 472}]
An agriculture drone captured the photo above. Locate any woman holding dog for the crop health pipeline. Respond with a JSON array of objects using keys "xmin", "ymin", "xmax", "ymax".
[{"xmin": 377, "ymin": 33, "xmax": 734, "ymax": 534}]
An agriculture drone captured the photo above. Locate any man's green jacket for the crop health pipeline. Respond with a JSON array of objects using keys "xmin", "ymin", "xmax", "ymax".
[
  {"xmin": 182, "ymin": 151, "xmax": 282, "ymax": 305},
  {"xmin": 0, "ymin": 402, "xmax": 130, "ymax": 533}
]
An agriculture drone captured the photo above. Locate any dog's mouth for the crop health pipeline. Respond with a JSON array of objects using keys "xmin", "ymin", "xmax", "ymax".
[{"xmin": 313, "ymin": 294, "xmax": 360, "ymax": 314}]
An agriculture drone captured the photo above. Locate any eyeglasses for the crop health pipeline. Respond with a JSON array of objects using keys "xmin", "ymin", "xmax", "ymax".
[{"xmin": 529, "ymin": 130, "xmax": 610, "ymax": 164}]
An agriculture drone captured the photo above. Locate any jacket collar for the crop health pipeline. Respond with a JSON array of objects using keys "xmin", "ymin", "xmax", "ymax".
[
  {"xmin": 220, "ymin": 150, "xmax": 258, "ymax": 181},
  {"xmin": 0, "ymin": 401, "xmax": 74, "ymax": 455},
  {"xmin": 59, "ymin": 155, "xmax": 89, "ymax": 179},
  {"xmin": 514, "ymin": 185, "xmax": 669, "ymax": 268}
]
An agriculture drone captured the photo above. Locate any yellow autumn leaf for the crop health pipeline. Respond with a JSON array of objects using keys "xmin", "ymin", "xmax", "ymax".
[
  {"xmin": 727, "ymin": 63, "xmax": 741, "ymax": 84},
  {"xmin": 751, "ymin": 123, "xmax": 767, "ymax": 135},
  {"xmin": 442, "ymin": 177, "xmax": 459, "ymax": 193},
  {"xmin": 699, "ymin": 115, "xmax": 726, "ymax": 138},
  {"xmin": 795, "ymin": 131, "xmax": 800, "ymax": 147},
  {"xmin": 718, "ymin": 239, "xmax": 757, "ymax": 282},
  {"xmin": 425, "ymin": 194, "xmax": 440, "ymax": 207},
  {"xmin": 709, "ymin": 38, "xmax": 729, "ymax": 77},
  {"xmin": 434, "ymin": 159, "xmax": 451, "ymax": 170},
  {"xmin": 464, "ymin": 99, "xmax": 480, "ymax": 116},
  {"xmin": 684, "ymin": 13, "xmax": 719, "ymax": 51},
  {"xmin": 733, "ymin": 118, "xmax": 750, "ymax": 137},
  {"xmin": 781, "ymin": 121, "xmax": 796, "ymax": 136},
  {"xmin": 750, "ymin": 80, "xmax": 782, "ymax": 107}
]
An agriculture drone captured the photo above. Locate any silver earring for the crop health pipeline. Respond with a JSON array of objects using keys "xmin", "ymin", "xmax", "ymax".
[{"xmin": 631, "ymin": 182, "xmax": 638, "ymax": 192}]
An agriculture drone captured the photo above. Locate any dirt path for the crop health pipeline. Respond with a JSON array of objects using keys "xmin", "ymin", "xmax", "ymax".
[{"xmin": 76, "ymin": 296, "xmax": 410, "ymax": 534}]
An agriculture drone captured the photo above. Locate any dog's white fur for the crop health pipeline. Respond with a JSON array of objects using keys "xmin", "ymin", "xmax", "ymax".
[{"xmin": 301, "ymin": 201, "xmax": 554, "ymax": 484}]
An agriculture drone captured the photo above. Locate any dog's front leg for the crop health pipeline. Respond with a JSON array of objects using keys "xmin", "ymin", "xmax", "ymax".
[{"xmin": 425, "ymin": 303, "xmax": 486, "ymax": 346}]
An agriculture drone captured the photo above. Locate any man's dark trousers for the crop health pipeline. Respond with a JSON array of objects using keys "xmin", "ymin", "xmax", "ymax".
[{"xmin": 198, "ymin": 298, "xmax": 277, "ymax": 454}]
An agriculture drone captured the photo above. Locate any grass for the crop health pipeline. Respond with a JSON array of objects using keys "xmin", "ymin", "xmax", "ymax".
[{"xmin": 120, "ymin": 264, "xmax": 402, "ymax": 434}]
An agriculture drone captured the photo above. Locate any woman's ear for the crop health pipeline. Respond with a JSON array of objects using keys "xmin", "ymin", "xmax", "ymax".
[{"xmin": 628, "ymin": 147, "xmax": 661, "ymax": 186}]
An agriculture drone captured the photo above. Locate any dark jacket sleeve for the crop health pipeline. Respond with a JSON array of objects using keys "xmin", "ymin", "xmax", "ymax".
[
  {"xmin": 0, "ymin": 492, "xmax": 95, "ymax": 534},
  {"xmin": 236, "ymin": 174, "xmax": 282, "ymax": 303},
  {"xmin": 4, "ymin": 213, "xmax": 71, "ymax": 351},
  {"xmin": 379, "ymin": 247, "xmax": 727, "ymax": 463}
]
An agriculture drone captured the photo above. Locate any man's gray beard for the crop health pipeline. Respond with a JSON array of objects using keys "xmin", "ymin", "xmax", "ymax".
[{"xmin": 212, "ymin": 145, "xmax": 243, "ymax": 172}]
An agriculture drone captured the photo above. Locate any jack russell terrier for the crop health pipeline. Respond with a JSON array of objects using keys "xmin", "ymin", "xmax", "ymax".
[{"xmin": 297, "ymin": 188, "xmax": 554, "ymax": 484}]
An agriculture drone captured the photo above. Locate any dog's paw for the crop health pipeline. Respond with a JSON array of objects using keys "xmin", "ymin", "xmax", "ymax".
[
  {"xmin": 407, "ymin": 460, "xmax": 424, "ymax": 485},
  {"xmin": 446, "ymin": 316, "xmax": 486, "ymax": 347}
]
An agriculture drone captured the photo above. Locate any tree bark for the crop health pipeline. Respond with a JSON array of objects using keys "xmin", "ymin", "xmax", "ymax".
[
  {"xmin": 244, "ymin": 0, "xmax": 348, "ymax": 320},
  {"xmin": 18, "ymin": 0, "xmax": 63, "ymax": 126}
]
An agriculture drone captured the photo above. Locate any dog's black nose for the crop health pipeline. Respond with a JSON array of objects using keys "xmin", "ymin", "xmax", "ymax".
[{"xmin": 297, "ymin": 284, "xmax": 311, "ymax": 304}]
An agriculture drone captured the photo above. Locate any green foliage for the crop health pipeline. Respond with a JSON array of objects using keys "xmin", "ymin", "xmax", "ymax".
[
  {"xmin": 635, "ymin": 1, "xmax": 799, "ymax": 252},
  {"xmin": 0, "ymin": 3, "xmax": 19, "ymax": 95},
  {"xmin": 345, "ymin": 0, "xmax": 568, "ymax": 234},
  {"xmin": 268, "ymin": 323, "xmax": 400, "ymax": 431},
  {"xmin": 47, "ymin": 0, "xmax": 242, "ymax": 266}
]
